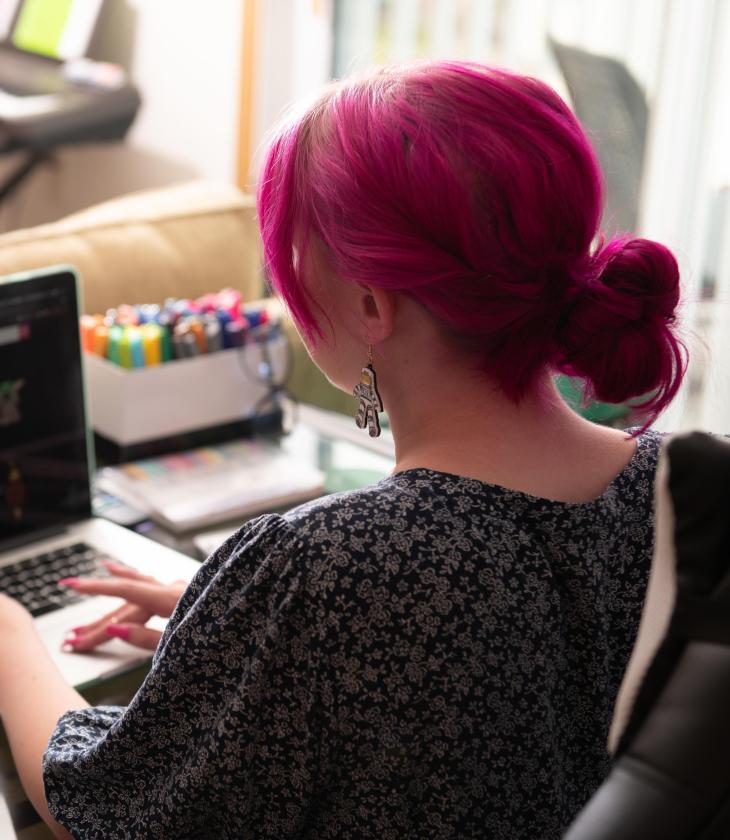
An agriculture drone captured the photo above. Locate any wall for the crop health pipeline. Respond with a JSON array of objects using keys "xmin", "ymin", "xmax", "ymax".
[
  {"xmin": 101, "ymin": 0, "xmax": 245, "ymax": 184},
  {"xmin": 101, "ymin": 0, "xmax": 331, "ymax": 188},
  {"xmin": 0, "ymin": 0, "xmax": 247, "ymax": 231},
  {"xmin": 250, "ymin": 0, "xmax": 333, "ymax": 180}
]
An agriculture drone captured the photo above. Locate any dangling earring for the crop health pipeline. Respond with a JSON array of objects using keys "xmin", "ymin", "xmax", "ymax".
[{"xmin": 353, "ymin": 344, "xmax": 383, "ymax": 438}]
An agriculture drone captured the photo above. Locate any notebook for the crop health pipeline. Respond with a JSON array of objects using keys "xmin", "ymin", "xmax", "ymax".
[
  {"xmin": 0, "ymin": 266, "xmax": 201, "ymax": 691},
  {"xmin": 96, "ymin": 439, "xmax": 326, "ymax": 533}
]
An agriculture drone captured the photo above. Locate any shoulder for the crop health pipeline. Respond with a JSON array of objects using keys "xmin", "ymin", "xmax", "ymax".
[
  {"xmin": 629, "ymin": 427, "xmax": 666, "ymax": 473},
  {"xmin": 282, "ymin": 477, "xmax": 418, "ymax": 536},
  {"xmin": 615, "ymin": 427, "xmax": 666, "ymax": 486},
  {"xmin": 161, "ymin": 488, "xmax": 412, "ymax": 655},
  {"xmin": 168, "ymin": 513, "xmax": 308, "ymax": 634},
  {"xmin": 596, "ymin": 427, "xmax": 665, "ymax": 514},
  {"xmin": 185, "ymin": 481, "xmax": 414, "ymax": 603}
]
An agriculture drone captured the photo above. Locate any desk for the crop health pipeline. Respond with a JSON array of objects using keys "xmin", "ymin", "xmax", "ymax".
[{"xmin": 0, "ymin": 405, "xmax": 395, "ymax": 837}]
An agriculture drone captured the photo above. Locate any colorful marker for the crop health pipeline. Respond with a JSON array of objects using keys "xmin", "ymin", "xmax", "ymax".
[{"xmin": 141, "ymin": 323, "xmax": 162, "ymax": 365}]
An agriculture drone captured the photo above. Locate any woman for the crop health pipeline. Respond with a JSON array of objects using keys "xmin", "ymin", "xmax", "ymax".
[{"xmin": 0, "ymin": 61, "xmax": 685, "ymax": 839}]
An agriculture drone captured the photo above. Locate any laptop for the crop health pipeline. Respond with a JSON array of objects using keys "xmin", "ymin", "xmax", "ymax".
[
  {"xmin": 0, "ymin": 266, "xmax": 201, "ymax": 690},
  {"xmin": 0, "ymin": 0, "xmax": 104, "ymax": 98}
]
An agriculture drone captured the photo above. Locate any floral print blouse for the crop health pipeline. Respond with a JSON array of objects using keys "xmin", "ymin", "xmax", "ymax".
[{"xmin": 43, "ymin": 430, "xmax": 662, "ymax": 839}]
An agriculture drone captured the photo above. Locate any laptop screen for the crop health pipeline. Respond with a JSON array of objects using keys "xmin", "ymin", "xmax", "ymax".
[
  {"xmin": 0, "ymin": 268, "xmax": 92, "ymax": 544},
  {"xmin": 4, "ymin": 0, "xmax": 103, "ymax": 61}
]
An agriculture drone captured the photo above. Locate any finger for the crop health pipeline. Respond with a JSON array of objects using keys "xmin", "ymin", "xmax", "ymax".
[
  {"xmin": 58, "ymin": 577, "xmax": 178, "ymax": 615},
  {"xmin": 69, "ymin": 600, "xmax": 143, "ymax": 633},
  {"xmin": 65, "ymin": 608, "xmax": 152, "ymax": 652},
  {"xmin": 106, "ymin": 622, "xmax": 162, "ymax": 651},
  {"xmin": 101, "ymin": 561, "xmax": 158, "ymax": 583},
  {"xmin": 68, "ymin": 603, "xmax": 150, "ymax": 644}
]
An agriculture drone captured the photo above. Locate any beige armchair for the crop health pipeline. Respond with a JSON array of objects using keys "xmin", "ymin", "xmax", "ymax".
[{"xmin": 0, "ymin": 180, "xmax": 353, "ymax": 416}]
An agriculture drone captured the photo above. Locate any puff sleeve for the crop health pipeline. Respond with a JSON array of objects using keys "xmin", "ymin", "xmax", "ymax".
[{"xmin": 43, "ymin": 513, "xmax": 327, "ymax": 840}]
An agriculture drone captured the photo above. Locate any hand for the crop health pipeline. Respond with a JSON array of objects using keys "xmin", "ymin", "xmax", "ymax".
[
  {"xmin": 59, "ymin": 561, "xmax": 187, "ymax": 652},
  {"xmin": 0, "ymin": 592, "xmax": 34, "ymax": 635}
]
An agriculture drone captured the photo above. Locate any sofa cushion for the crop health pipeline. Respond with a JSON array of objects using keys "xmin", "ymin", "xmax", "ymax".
[{"xmin": 0, "ymin": 180, "xmax": 263, "ymax": 314}]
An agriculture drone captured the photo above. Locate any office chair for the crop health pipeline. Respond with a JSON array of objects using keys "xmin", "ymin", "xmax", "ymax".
[{"xmin": 564, "ymin": 431, "xmax": 730, "ymax": 839}]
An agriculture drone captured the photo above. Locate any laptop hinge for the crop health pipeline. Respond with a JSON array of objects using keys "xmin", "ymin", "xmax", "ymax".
[{"xmin": 0, "ymin": 525, "xmax": 71, "ymax": 556}]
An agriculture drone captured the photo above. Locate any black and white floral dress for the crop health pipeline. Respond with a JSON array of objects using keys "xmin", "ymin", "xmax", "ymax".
[{"xmin": 43, "ymin": 430, "xmax": 663, "ymax": 839}]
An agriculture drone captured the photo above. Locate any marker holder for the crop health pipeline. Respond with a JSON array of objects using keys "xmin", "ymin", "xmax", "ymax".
[{"xmin": 85, "ymin": 335, "xmax": 289, "ymax": 457}]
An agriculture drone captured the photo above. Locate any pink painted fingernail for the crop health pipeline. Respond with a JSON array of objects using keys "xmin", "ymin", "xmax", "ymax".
[
  {"xmin": 58, "ymin": 577, "xmax": 80, "ymax": 587},
  {"xmin": 106, "ymin": 625, "xmax": 130, "ymax": 641},
  {"xmin": 70, "ymin": 626, "xmax": 85, "ymax": 633},
  {"xmin": 61, "ymin": 635, "xmax": 84, "ymax": 652}
]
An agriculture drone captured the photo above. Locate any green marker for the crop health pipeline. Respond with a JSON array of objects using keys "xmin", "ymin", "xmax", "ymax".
[
  {"xmin": 160, "ymin": 325, "xmax": 173, "ymax": 362},
  {"xmin": 107, "ymin": 325, "xmax": 123, "ymax": 366},
  {"xmin": 118, "ymin": 329, "xmax": 133, "ymax": 369}
]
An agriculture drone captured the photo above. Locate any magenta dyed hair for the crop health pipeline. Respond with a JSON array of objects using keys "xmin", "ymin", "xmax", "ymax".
[{"xmin": 257, "ymin": 61, "xmax": 686, "ymax": 420}]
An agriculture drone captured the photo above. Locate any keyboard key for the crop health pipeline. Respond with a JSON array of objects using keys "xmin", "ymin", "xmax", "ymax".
[{"xmin": 0, "ymin": 542, "xmax": 120, "ymax": 617}]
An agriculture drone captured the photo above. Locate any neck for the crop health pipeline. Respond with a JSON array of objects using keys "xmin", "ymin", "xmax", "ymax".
[
  {"xmin": 378, "ymin": 358, "xmax": 634, "ymax": 501},
  {"xmin": 386, "ymin": 368, "xmax": 573, "ymax": 471}
]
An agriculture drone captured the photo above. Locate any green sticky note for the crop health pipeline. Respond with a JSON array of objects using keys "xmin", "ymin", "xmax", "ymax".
[{"xmin": 12, "ymin": 0, "xmax": 74, "ymax": 59}]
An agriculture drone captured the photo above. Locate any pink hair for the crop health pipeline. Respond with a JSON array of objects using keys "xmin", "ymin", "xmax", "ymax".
[{"xmin": 257, "ymin": 61, "xmax": 686, "ymax": 421}]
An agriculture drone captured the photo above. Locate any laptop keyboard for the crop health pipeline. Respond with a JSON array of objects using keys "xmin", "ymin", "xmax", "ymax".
[{"xmin": 0, "ymin": 542, "xmax": 113, "ymax": 617}]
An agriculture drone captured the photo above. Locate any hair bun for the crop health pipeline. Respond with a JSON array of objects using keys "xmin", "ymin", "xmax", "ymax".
[
  {"xmin": 591, "ymin": 237, "xmax": 680, "ymax": 321},
  {"xmin": 556, "ymin": 236, "xmax": 686, "ymax": 413}
]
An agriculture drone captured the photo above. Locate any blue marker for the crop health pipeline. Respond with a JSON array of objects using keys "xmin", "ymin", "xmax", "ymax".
[
  {"xmin": 224, "ymin": 319, "xmax": 246, "ymax": 349},
  {"xmin": 138, "ymin": 303, "xmax": 161, "ymax": 324},
  {"xmin": 128, "ymin": 327, "xmax": 145, "ymax": 367},
  {"xmin": 245, "ymin": 309, "xmax": 263, "ymax": 328},
  {"xmin": 216, "ymin": 308, "xmax": 232, "ymax": 331}
]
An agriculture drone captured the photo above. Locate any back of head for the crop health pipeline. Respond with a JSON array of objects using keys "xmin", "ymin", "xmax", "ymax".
[{"xmin": 257, "ymin": 61, "xmax": 687, "ymax": 422}]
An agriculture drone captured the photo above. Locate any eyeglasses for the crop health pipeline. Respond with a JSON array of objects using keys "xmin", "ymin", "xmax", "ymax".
[{"xmin": 236, "ymin": 321, "xmax": 299, "ymax": 435}]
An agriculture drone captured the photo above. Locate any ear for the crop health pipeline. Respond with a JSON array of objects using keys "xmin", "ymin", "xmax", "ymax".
[{"xmin": 355, "ymin": 285, "xmax": 396, "ymax": 344}]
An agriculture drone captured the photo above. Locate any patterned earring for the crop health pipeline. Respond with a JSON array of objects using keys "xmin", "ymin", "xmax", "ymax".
[{"xmin": 353, "ymin": 344, "xmax": 383, "ymax": 438}]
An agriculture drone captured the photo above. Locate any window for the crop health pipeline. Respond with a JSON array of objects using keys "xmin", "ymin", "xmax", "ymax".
[{"xmin": 256, "ymin": 0, "xmax": 730, "ymax": 432}]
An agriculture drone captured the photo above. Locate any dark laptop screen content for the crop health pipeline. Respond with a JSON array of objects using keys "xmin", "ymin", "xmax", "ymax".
[{"xmin": 0, "ymin": 270, "xmax": 91, "ymax": 543}]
